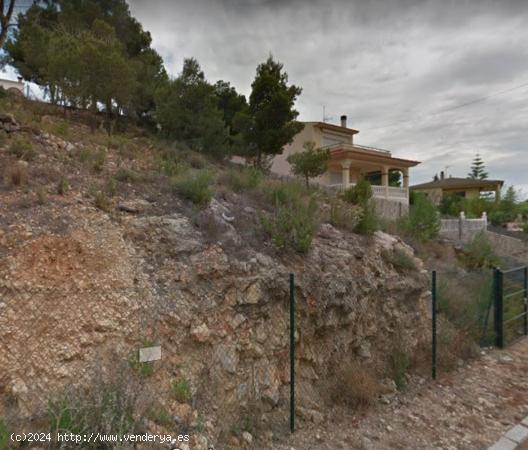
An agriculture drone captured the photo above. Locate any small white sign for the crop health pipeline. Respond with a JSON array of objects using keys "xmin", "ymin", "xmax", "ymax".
[{"xmin": 139, "ymin": 345, "xmax": 161, "ymax": 362}]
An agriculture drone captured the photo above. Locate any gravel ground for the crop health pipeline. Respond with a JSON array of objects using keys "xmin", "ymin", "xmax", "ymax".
[{"xmin": 277, "ymin": 339, "xmax": 528, "ymax": 450}]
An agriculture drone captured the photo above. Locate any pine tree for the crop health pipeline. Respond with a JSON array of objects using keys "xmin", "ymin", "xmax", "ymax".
[
  {"xmin": 468, "ymin": 153, "xmax": 489, "ymax": 180},
  {"xmin": 241, "ymin": 56, "xmax": 303, "ymax": 168}
]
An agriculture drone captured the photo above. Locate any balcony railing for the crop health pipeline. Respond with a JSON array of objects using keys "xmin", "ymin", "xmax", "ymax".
[
  {"xmin": 327, "ymin": 182, "xmax": 408, "ymax": 200},
  {"xmin": 322, "ymin": 142, "xmax": 392, "ymax": 155}
]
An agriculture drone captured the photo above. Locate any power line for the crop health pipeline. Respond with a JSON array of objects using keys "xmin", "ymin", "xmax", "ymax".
[{"xmin": 362, "ymin": 79, "xmax": 528, "ymax": 132}]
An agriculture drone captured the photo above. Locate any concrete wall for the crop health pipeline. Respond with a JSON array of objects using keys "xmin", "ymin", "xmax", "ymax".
[
  {"xmin": 486, "ymin": 231, "xmax": 528, "ymax": 262},
  {"xmin": 373, "ymin": 197, "xmax": 409, "ymax": 220},
  {"xmin": 270, "ymin": 123, "xmax": 321, "ymax": 177},
  {"xmin": 439, "ymin": 216, "xmax": 488, "ymax": 243},
  {"xmin": 0, "ymin": 79, "xmax": 24, "ymax": 94},
  {"xmin": 270, "ymin": 122, "xmax": 353, "ymax": 183}
]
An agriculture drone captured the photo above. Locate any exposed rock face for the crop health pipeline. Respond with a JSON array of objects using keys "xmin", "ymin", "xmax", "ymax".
[
  {"xmin": 0, "ymin": 189, "xmax": 429, "ymax": 446},
  {"xmin": 0, "ymin": 112, "xmax": 19, "ymax": 133}
]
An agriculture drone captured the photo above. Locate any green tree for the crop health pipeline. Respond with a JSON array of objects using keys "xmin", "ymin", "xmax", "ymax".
[
  {"xmin": 468, "ymin": 153, "xmax": 489, "ymax": 180},
  {"xmin": 155, "ymin": 58, "xmax": 228, "ymax": 158},
  {"xmin": 286, "ymin": 141, "xmax": 330, "ymax": 187},
  {"xmin": 489, "ymin": 186, "xmax": 519, "ymax": 225},
  {"xmin": 5, "ymin": 0, "xmax": 165, "ymax": 120},
  {"xmin": 406, "ymin": 193, "xmax": 440, "ymax": 242},
  {"xmin": 214, "ymin": 80, "xmax": 248, "ymax": 146},
  {"xmin": 242, "ymin": 55, "xmax": 303, "ymax": 168}
]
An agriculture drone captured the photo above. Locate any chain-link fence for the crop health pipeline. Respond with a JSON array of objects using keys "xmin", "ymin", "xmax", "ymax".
[
  {"xmin": 429, "ymin": 265, "xmax": 528, "ymax": 379},
  {"xmin": 496, "ymin": 266, "xmax": 528, "ymax": 348},
  {"xmin": 430, "ymin": 269, "xmax": 495, "ymax": 378}
]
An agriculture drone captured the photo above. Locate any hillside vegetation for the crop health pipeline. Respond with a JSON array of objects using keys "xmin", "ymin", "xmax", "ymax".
[{"xmin": 0, "ymin": 94, "xmax": 435, "ymax": 449}]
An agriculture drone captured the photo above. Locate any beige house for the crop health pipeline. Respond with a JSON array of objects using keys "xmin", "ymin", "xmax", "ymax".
[
  {"xmin": 410, "ymin": 174, "xmax": 504, "ymax": 205},
  {"xmin": 271, "ymin": 115, "xmax": 420, "ymax": 205}
]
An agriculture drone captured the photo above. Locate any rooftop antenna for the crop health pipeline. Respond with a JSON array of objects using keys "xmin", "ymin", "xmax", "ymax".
[
  {"xmin": 322, "ymin": 105, "xmax": 333, "ymax": 123},
  {"xmin": 444, "ymin": 165, "xmax": 451, "ymax": 177}
]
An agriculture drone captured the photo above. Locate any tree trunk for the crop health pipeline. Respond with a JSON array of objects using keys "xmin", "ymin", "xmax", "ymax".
[
  {"xmin": 305, "ymin": 175, "xmax": 309, "ymax": 188},
  {"xmin": 0, "ymin": 0, "xmax": 16, "ymax": 51}
]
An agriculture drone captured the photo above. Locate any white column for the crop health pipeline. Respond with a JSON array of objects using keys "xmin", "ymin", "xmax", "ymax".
[
  {"xmin": 402, "ymin": 168, "xmax": 409, "ymax": 188},
  {"xmin": 341, "ymin": 163, "xmax": 350, "ymax": 189},
  {"xmin": 381, "ymin": 165, "xmax": 389, "ymax": 198}
]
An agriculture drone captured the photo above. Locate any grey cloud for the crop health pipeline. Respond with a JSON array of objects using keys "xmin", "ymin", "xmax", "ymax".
[{"xmin": 128, "ymin": 0, "xmax": 528, "ymax": 196}]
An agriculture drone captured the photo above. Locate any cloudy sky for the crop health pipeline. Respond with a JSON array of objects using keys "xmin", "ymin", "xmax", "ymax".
[{"xmin": 128, "ymin": 0, "xmax": 528, "ymax": 195}]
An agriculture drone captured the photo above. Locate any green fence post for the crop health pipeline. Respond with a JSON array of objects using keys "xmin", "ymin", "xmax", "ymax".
[
  {"xmin": 494, "ymin": 268, "xmax": 504, "ymax": 349},
  {"xmin": 289, "ymin": 273, "xmax": 295, "ymax": 433},
  {"xmin": 432, "ymin": 270, "xmax": 437, "ymax": 380},
  {"xmin": 524, "ymin": 266, "xmax": 528, "ymax": 336}
]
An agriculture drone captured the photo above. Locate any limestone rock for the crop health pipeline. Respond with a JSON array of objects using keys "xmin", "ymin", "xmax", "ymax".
[{"xmin": 191, "ymin": 323, "xmax": 211, "ymax": 343}]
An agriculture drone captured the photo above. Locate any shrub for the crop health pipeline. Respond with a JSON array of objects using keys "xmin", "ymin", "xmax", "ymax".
[
  {"xmin": 462, "ymin": 231, "xmax": 500, "ymax": 269},
  {"xmin": 4, "ymin": 162, "xmax": 27, "ymax": 186},
  {"xmin": 148, "ymin": 404, "xmax": 172, "ymax": 427},
  {"xmin": 0, "ymin": 419, "xmax": 8, "ymax": 450},
  {"xmin": 439, "ymin": 194, "xmax": 464, "ymax": 217},
  {"xmin": 51, "ymin": 121, "xmax": 70, "ymax": 137},
  {"xmin": 329, "ymin": 198, "xmax": 362, "ymax": 232},
  {"xmin": 490, "ymin": 186, "xmax": 520, "ymax": 226},
  {"xmin": 436, "ymin": 316, "xmax": 480, "ymax": 370},
  {"xmin": 523, "ymin": 222, "xmax": 528, "ymax": 234},
  {"xmin": 436, "ymin": 271, "xmax": 493, "ymax": 339},
  {"xmin": 94, "ymin": 191, "xmax": 111, "ymax": 212},
  {"xmin": 57, "ymin": 177, "xmax": 69, "ymax": 195},
  {"xmin": 185, "ymin": 151, "xmax": 207, "ymax": 169},
  {"xmin": 341, "ymin": 180, "xmax": 379, "ymax": 235},
  {"xmin": 383, "ymin": 248, "xmax": 416, "ymax": 271},
  {"xmin": 172, "ymin": 171, "xmax": 213, "ymax": 207},
  {"xmin": 354, "ymin": 200, "xmax": 379, "ymax": 235},
  {"xmin": 127, "ymin": 350, "xmax": 154, "ymax": 378},
  {"xmin": 489, "ymin": 209, "xmax": 517, "ymax": 227},
  {"xmin": 91, "ymin": 149, "xmax": 106, "ymax": 173},
  {"xmin": 8, "ymin": 137, "xmax": 35, "ymax": 161},
  {"xmin": 404, "ymin": 193, "xmax": 440, "ymax": 242},
  {"xmin": 220, "ymin": 166, "xmax": 262, "ymax": 192},
  {"xmin": 172, "ymin": 378, "xmax": 192, "ymax": 403},
  {"xmin": 158, "ymin": 158, "xmax": 183, "ymax": 176},
  {"xmin": 262, "ymin": 182, "xmax": 318, "ymax": 253},
  {"xmin": 78, "ymin": 148, "xmax": 106, "ymax": 173},
  {"xmin": 106, "ymin": 177, "xmax": 118, "ymax": 196},
  {"xmin": 388, "ymin": 347, "xmax": 410, "ymax": 390},
  {"xmin": 342, "ymin": 179, "xmax": 373, "ymax": 205},
  {"xmin": 114, "ymin": 168, "xmax": 139, "ymax": 183},
  {"xmin": 36, "ymin": 187, "xmax": 48, "ymax": 205},
  {"xmin": 464, "ymin": 196, "xmax": 493, "ymax": 218},
  {"xmin": 48, "ymin": 371, "xmax": 140, "ymax": 446},
  {"xmin": 331, "ymin": 362, "xmax": 382, "ymax": 408}
]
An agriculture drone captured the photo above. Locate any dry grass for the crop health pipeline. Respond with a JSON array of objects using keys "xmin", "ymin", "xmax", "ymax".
[
  {"xmin": 330, "ymin": 362, "xmax": 383, "ymax": 408},
  {"xmin": 4, "ymin": 162, "xmax": 28, "ymax": 187}
]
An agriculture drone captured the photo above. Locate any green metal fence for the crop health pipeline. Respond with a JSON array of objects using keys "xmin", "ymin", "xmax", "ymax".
[
  {"xmin": 430, "ymin": 266, "xmax": 528, "ymax": 379},
  {"xmin": 430, "ymin": 269, "xmax": 496, "ymax": 379},
  {"xmin": 494, "ymin": 266, "xmax": 528, "ymax": 348}
]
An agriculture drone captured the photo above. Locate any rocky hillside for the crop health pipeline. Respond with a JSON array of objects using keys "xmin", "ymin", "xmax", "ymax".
[{"xmin": 0, "ymin": 95, "xmax": 431, "ymax": 449}]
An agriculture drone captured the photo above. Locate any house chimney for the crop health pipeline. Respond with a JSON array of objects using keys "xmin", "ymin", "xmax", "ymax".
[
  {"xmin": 440, "ymin": 171, "xmax": 445, "ymax": 180},
  {"xmin": 340, "ymin": 115, "xmax": 347, "ymax": 128}
]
